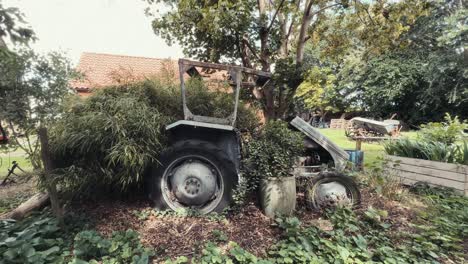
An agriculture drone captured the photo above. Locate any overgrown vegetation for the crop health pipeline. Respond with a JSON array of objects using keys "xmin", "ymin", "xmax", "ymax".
[
  {"xmin": 71, "ymin": 229, "xmax": 152, "ymax": 263},
  {"xmin": 418, "ymin": 114, "xmax": 467, "ymax": 145},
  {"xmin": 165, "ymin": 185, "xmax": 467, "ymax": 263},
  {"xmin": 0, "ymin": 211, "xmax": 90, "ymax": 264},
  {"xmin": 244, "ymin": 121, "xmax": 303, "ymax": 180},
  {"xmin": 0, "ymin": 211, "xmax": 151, "ymax": 264},
  {"xmin": 234, "ymin": 121, "xmax": 303, "ymax": 208},
  {"xmin": 50, "ymin": 78, "xmax": 260, "ymax": 194},
  {"xmin": 384, "ymin": 114, "xmax": 468, "ymax": 164}
]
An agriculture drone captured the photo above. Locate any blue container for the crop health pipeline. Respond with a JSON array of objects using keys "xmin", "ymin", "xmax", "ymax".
[{"xmin": 345, "ymin": 149, "xmax": 364, "ymax": 170}]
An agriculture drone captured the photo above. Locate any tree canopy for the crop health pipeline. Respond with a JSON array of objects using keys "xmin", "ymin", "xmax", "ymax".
[
  {"xmin": 148, "ymin": 0, "xmax": 426, "ymax": 118},
  {"xmin": 296, "ymin": 0, "xmax": 466, "ymax": 124},
  {"xmin": 147, "ymin": 0, "xmax": 445, "ymax": 122},
  {"xmin": 0, "ymin": 2, "xmax": 35, "ymax": 48}
]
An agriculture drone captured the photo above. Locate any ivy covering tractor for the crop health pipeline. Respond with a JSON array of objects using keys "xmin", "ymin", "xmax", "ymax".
[{"xmin": 149, "ymin": 59, "xmax": 360, "ymax": 214}]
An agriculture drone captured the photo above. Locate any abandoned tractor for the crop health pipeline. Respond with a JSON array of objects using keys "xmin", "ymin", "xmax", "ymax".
[{"xmin": 149, "ymin": 59, "xmax": 360, "ymax": 214}]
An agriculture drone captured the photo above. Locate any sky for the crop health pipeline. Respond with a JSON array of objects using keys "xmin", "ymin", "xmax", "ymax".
[{"xmin": 2, "ymin": 0, "xmax": 184, "ymax": 65}]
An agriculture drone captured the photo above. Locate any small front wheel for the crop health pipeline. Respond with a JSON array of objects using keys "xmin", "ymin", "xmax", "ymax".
[
  {"xmin": 305, "ymin": 171, "xmax": 361, "ymax": 210},
  {"xmin": 149, "ymin": 140, "xmax": 238, "ymax": 214}
]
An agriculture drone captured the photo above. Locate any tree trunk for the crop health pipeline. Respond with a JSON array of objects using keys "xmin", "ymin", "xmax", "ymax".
[
  {"xmin": 257, "ymin": 0, "xmax": 270, "ymax": 71},
  {"xmin": 296, "ymin": 0, "xmax": 315, "ymax": 65},
  {"xmin": 0, "ymin": 192, "xmax": 49, "ymax": 220},
  {"xmin": 278, "ymin": 12, "xmax": 288, "ymax": 57},
  {"xmin": 0, "ymin": 36, "xmax": 7, "ymax": 49},
  {"xmin": 38, "ymin": 127, "xmax": 63, "ymax": 224}
]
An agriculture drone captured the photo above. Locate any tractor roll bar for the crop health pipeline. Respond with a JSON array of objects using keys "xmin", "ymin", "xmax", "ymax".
[
  {"xmin": 178, "ymin": 59, "xmax": 272, "ymax": 78},
  {"xmin": 177, "ymin": 59, "xmax": 271, "ymax": 127}
]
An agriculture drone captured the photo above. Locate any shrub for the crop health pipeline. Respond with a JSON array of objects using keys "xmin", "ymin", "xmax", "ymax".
[
  {"xmin": 50, "ymin": 78, "xmax": 260, "ymax": 194},
  {"xmin": 244, "ymin": 120, "xmax": 303, "ymax": 180},
  {"xmin": 418, "ymin": 113, "xmax": 466, "ymax": 145},
  {"xmin": 384, "ymin": 114, "xmax": 468, "ymax": 165},
  {"xmin": 50, "ymin": 85, "xmax": 168, "ymax": 192}
]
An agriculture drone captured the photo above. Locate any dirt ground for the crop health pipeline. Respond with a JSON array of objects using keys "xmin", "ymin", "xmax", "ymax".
[
  {"xmin": 0, "ymin": 177, "xmax": 425, "ymax": 263},
  {"xmin": 77, "ymin": 200, "xmax": 281, "ymax": 262},
  {"xmin": 0, "ymin": 173, "xmax": 36, "ymax": 214},
  {"xmin": 72, "ymin": 188, "xmax": 422, "ymax": 263}
]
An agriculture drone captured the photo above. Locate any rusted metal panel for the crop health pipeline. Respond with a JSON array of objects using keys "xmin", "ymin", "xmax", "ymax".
[
  {"xmin": 290, "ymin": 117, "xmax": 349, "ymax": 171},
  {"xmin": 350, "ymin": 117, "xmax": 396, "ymax": 135}
]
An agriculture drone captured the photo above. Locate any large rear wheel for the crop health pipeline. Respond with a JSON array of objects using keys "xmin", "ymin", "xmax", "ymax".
[{"xmin": 150, "ymin": 140, "xmax": 237, "ymax": 214}]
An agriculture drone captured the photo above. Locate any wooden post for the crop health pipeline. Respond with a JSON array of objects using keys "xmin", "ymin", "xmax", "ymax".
[
  {"xmin": 356, "ymin": 139, "xmax": 362, "ymax": 151},
  {"xmin": 38, "ymin": 127, "xmax": 63, "ymax": 224}
]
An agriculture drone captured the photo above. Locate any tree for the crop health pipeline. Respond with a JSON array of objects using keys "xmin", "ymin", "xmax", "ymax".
[
  {"xmin": 0, "ymin": 2, "xmax": 35, "ymax": 48},
  {"xmin": 342, "ymin": 0, "xmax": 467, "ymax": 124},
  {"xmin": 147, "ymin": 0, "xmax": 387, "ymax": 119},
  {"xmin": 1, "ymin": 50, "xmax": 77, "ymax": 169},
  {"xmin": 1, "ymin": 3, "xmax": 77, "ymax": 221},
  {"xmin": 0, "ymin": 49, "xmax": 77, "ymax": 221},
  {"xmin": 294, "ymin": 0, "xmax": 466, "ymax": 125},
  {"xmin": 295, "ymin": 66, "xmax": 339, "ymax": 119}
]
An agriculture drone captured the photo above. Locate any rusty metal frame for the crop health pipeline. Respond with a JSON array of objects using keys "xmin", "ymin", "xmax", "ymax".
[{"xmin": 178, "ymin": 59, "xmax": 271, "ymax": 126}]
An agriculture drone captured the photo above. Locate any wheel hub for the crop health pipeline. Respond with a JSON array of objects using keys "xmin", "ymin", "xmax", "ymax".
[
  {"xmin": 170, "ymin": 160, "xmax": 217, "ymax": 206},
  {"xmin": 315, "ymin": 182, "xmax": 351, "ymax": 208}
]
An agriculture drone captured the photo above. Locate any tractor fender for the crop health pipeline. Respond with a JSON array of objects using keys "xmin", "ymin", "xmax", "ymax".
[{"xmin": 166, "ymin": 120, "xmax": 242, "ymax": 171}]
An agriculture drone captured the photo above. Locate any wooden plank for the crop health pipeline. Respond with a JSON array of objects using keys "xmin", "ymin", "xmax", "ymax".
[
  {"xmin": 389, "ymin": 169, "xmax": 465, "ymax": 191},
  {"xmin": 394, "ymin": 177, "xmax": 465, "ymax": 195},
  {"xmin": 330, "ymin": 119, "xmax": 349, "ymax": 130},
  {"xmin": 387, "ymin": 161, "xmax": 466, "ymax": 182},
  {"xmin": 465, "ymin": 173, "xmax": 468, "ymax": 196},
  {"xmin": 386, "ymin": 155, "xmax": 468, "ymax": 174}
]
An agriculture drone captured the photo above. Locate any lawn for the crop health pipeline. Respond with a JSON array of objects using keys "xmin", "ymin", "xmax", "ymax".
[
  {"xmin": 0, "ymin": 151, "xmax": 32, "ymax": 179},
  {"xmin": 319, "ymin": 128, "xmax": 417, "ymax": 167}
]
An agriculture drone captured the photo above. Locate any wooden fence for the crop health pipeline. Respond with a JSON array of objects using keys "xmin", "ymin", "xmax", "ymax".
[
  {"xmin": 385, "ymin": 155, "xmax": 468, "ymax": 196},
  {"xmin": 330, "ymin": 119, "xmax": 350, "ymax": 129}
]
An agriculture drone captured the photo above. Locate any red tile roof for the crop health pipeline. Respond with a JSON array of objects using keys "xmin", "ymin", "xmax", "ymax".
[{"xmin": 70, "ymin": 52, "xmax": 179, "ymax": 94}]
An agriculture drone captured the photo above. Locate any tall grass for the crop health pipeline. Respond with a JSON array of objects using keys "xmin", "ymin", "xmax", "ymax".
[{"xmin": 384, "ymin": 138, "xmax": 468, "ymax": 165}]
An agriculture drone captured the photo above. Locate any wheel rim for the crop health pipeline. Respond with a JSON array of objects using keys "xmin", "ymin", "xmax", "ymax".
[
  {"xmin": 308, "ymin": 179, "xmax": 355, "ymax": 209},
  {"xmin": 161, "ymin": 155, "xmax": 224, "ymax": 214}
]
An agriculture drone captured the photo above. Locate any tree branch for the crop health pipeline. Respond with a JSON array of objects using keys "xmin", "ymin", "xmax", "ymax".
[
  {"xmin": 242, "ymin": 34, "xmax": 261, "ymax": 61},
  {"xmin": 266, "ymin": 0, "xmax": 286, "ymax": 33},
  {"xmin": 311, "ymin": 3, "xmax": 340, "ymax": 17},
  {"xmin": 285, "ymin": 0, "xmax": 301, "ymax": 43}
]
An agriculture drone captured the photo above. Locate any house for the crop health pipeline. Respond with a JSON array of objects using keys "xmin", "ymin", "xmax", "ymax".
[
  {"xmin": 70, "ymin": 52, "xmax": 229, "ymax": 96},
  {"xmin": 70, "ymin": 52, "xmax": 180, "ymax": 96}
]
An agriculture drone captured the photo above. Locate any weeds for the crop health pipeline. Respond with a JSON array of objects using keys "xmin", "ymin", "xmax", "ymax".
[
  {"xmin": 72, "ymin": 229, "xmax": 153, "ymax": 263},
  {"xmin": 162, "ymin": 186, "xmax": 467, "ymax": 263},
  {"xmin": 355, "ymin": 158, "xmax": 407, "ymax": 200}
]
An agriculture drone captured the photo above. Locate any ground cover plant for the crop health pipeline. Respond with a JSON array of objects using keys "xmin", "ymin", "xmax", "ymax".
[
  {"xmin": 162, "ymin": 185, "xmax": 467, "ymax": 263},
  {"xmin": 1, "ymin": 155, "xmax": 466, "ymax": 264}
]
